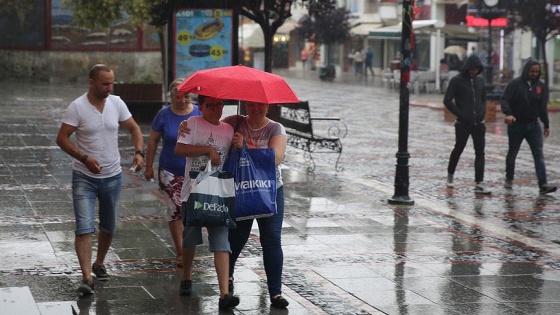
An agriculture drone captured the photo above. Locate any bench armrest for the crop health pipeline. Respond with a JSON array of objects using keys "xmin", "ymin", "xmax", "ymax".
[{"xmin": 309, "ymin": 117, "xmax": 340, "ymax": 121}]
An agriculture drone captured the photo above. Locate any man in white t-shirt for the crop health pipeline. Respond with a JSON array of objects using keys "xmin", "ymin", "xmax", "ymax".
[
  {"xmin": 175, "ymin": 95, "xmax": 239, "ymax": 309},
  {"xmin": 56, "ymin": 64, "xmax": 144, "ymax": 295}
]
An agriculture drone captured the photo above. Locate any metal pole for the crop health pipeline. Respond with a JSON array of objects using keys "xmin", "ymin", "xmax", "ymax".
[
  {"xmin": 389, "ymin": 0, "xmax": 414, "ymax": 205},
  {"xmin": 485, "ymin": 18, "xmax": 494, "ymax": 93}
]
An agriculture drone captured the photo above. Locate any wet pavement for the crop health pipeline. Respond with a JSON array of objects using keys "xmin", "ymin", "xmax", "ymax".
[{"xmin": 2, "ymin": 69, "xmax": 560, "ymax": 314}]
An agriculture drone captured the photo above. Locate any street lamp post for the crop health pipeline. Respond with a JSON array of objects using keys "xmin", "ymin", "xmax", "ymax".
[
  {"xmin": 485, "ymin": 17, "xmax": 494, "ymax": 93},
  {"xmin": 388, "ymin": 0, "xmax": 414, "ymax": 205},
  {"xmin": 480, "ymin": 0, "xmax": 503, "ymax": 93}
]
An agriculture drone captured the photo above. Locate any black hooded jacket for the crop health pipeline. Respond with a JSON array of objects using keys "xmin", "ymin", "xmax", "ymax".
[
  {"xmin": 443, "ymin": 55, "xmax": 486, "ymax": 125},
  {"xmin": 500, "ymin": 58, "xmax": 549, "ymax": 128}
]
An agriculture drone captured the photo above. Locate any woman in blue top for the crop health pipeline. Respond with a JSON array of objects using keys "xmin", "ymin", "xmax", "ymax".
[{"xmin": 144, "ymin": 78, "xmax": 201, "ymax": 267}]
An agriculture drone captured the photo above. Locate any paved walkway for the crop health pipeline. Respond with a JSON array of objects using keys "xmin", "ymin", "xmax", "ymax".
[{"xmin": 2, "ymin": 69, "xmax": 560, "ymax": 314}]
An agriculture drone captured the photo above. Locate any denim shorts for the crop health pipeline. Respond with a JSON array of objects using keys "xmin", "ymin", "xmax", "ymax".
[
  {"xmin": 182, "ymin": 224, "xmax": 231, "ymax": 253},
  {"xmin": 72, "ymin": 170, "xmax": 122, "ymax": 235}
]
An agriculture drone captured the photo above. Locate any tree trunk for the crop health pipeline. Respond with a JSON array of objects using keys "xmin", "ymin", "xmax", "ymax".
[
  {"xmin": 157, "ymin": 29, "xmax": 166, "ymax": 100},
  {"xmin": 264, "ymin": 29, "xmax": 274, "ymax": 73},
  {"xmin": 538, "ymin": 35, "xmax": 549, "ymax": 92}
]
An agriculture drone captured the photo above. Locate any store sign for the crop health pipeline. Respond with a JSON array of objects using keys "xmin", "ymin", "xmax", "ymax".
[{"xmin": 174, "ymin": 9, "xmax": 233, "ymax": 79}]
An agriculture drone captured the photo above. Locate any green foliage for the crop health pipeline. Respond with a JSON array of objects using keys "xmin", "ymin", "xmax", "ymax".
[
  {"xmin": 503, "ymin": 0, "xmax": 560, "ymax": 87},
  {"xmin": 503, "ymin": 0, "xmax": 560, "ymax": 41},
  {"xmin": 241, "ymin": 0, "xmax": 310, "ymax": 72},
  {"xmin": 297, "ymin": 0, "xmax": 350, "ymax": 46},
  {"xmin": 62, "ymin": 0, "xmax": 161, "ymax": 30}
]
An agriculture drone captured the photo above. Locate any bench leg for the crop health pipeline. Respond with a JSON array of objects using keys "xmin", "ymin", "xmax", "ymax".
[
  {"xmin": 335, "ymin": 149, "xmax": 343, "ymax": 172},
  {"xmin": 303, "ymin": 151, "xmax": 316, "ymax": 173}
]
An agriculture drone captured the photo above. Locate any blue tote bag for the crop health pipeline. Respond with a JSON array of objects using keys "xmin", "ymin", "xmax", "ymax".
[{"xmin": 223, "ymin": 143, "xmax": 277, "ymax": 221}]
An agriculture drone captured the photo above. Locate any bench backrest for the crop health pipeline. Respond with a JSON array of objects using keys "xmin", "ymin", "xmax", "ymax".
[{"xmin": 276, "ymin": 101, "xmax": 313, "ymax": 136}]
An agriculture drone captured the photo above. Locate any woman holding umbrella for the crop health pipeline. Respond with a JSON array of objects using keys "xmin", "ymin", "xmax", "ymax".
[
  {"xmin": 179, "ymin": 101, "xmax": 289, "ymax": 309},
  {"xmin": 177, "ymin": 65, "xmax": 296, "ymax": 309},
  {"xmin": 224, "ymin": 101, "xmax": 289, "ymax": 309},
  {"xmin": 144, "ymin": 78, "xmax": 201, "ymax": 267}
]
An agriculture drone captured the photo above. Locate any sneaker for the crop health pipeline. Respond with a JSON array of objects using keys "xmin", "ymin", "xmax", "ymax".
[
  {"xmin": 179, "ymin": 279, "xmax": 192, "ymax": 296},
  {"xmin": 92, "ymin": 264, "xmax": 109, "ymax": 281},
  {"xmin": 474, "ymin": 182, "xmax": 491, "ymax": 194},
  {"xmin": 219, "ymin": 293, "xmax": 240, "ymax": 310},
  {"xmin": 446, "ymin": 174, "xmax": 454, "ymax": 188},
  {"xmin": 539, "ymin": 184, "xmax": 557, "ymax": 195},
  {"xmin": 504, "ymin": 178, "xmax": 513, "ymax": 189},
  {"xmin": 77, "ymin": 279, "xmax": 94, "ymax": 295},
  {"xmin": 270, "ymin": 295, "xmax": 289, "ymax": 309}
]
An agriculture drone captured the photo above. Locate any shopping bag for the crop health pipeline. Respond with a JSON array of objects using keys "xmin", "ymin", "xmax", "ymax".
[
  {"xmin": 183, "ymin": 160, "xmax": 236, "ymax": 229},
  {"xmin": 223, "ymin": 142, "xmax": 277, "ymax": 221}
]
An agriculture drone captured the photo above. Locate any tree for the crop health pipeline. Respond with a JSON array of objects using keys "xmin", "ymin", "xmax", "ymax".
[
  {"xmin": 296, "ymin": 0, "xmax": 351, "ymax": 66},
  {"xmin": 241, "ymin": 0, "xmax": 349, "ymax": 72},
  {"xmin": 240, "ymin": 0, "xmax": 298, "ymax": 73},
  {"xmin": 62, "ymin": 0, "xmax": 179, "ymax": 85},
  {"xmin": 503, "ymin": 0, "xmax": 560, "ymax": 88}
]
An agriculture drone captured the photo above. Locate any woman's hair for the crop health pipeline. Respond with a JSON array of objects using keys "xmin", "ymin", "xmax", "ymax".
[{"xmin": 168, "ymin": 78, "xmax": 184, "ymax": 98}]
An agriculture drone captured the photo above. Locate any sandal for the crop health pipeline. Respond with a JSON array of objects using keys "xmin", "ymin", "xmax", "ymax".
[{"xmin": 270, "ymin": 295, "xmax": 289, "ymax": 309}]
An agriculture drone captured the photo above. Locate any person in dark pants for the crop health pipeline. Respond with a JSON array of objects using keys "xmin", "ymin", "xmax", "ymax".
[
  {"xmin": 364, "ymin": 48, "xmax": 374, "ymax": 77},
  {"xmin": 443, "ymin": 55, "xmax": 489, "ymax": 193},
  {"xmin": 500, "ymin": 58, "xmax": 557, "ymax": 194}
]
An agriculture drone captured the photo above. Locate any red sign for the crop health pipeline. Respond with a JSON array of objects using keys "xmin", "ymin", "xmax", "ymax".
[{"xmin": 466, "ymin": 15, "xmax": 507, "ymax": 27}]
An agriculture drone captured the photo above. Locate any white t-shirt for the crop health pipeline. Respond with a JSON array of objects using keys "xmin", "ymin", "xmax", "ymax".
[
  {"xmin": 177, "ymin": 116, "xmax": 234, "ymax": 202},
  {"xmin": 62, "ymin": 93, "xmax": 132, "ymax": 178}
]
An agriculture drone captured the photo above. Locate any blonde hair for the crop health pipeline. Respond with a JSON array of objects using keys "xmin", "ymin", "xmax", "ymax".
[{"xmin": 169, "ymin": 78, "xmax": 184, "ymax": 97}]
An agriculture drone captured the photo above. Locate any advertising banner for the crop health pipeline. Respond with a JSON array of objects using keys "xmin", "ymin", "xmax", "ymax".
[{"xmin": 175, "ymin": 9, "xmax": 233, "ymax": 79}]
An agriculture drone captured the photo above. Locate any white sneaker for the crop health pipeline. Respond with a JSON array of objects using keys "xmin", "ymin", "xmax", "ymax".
[
  {"xmin": 446, "ymin": 174, "xmax": 454, "ymax": 188},
  {"xmin": 504, "ymin": 178, "xmax": 513, "ymax": 189},
  {"xmin": 475, "ymin": 182, "xmax": 491, "ymax": 194}
]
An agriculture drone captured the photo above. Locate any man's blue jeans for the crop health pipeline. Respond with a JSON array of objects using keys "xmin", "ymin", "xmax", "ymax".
[
  {"xmin": 72, "ymin": 171, "xmax": 122, "ymax": 235},
  {"xmin": 229, "ymin": 186, "xmax": 285, "ymax": 297},
  {"xmin": 506, "ymin": 121, "xmax": 548, "ymax": 186}
]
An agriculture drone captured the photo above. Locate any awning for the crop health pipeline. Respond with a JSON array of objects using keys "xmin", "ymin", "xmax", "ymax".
[
  {"xmin": 443, "ymin": 24, "xmax": 479, "ymax": 41},
  {"xmin": 368, "ymin": 20, "xmax": 477, "ymax": 41},
  {"xmin": 351, "ymin": 23, "xmax": 383, "ymax": 36},
  {"xmin": 277, "ymin": 19, "xmax": 297, "ymax": 34},
  {"xmin": 239, "ymin": 23, "xmax": 264, "ymax": 48},
  {"xmin": 368, "ymin": 20, "xmax": 445, "ymax": 39}
]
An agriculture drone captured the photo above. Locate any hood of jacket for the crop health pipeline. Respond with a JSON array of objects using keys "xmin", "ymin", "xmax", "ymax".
[
  {"xmin": 460, "ymin": 54, "xmax": 483, "ymax": 77},
  {"xmin": 520, "ymin": 57, "xmax": 541, "ymax": 83}
]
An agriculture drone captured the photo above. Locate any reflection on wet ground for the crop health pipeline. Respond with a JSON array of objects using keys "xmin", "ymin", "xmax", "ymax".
[{"xmin": 2, "ymin": 74, "xmax": 560, "ymax": 314}]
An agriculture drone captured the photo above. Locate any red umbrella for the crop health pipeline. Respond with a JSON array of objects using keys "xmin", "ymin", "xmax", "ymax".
[{"xmin": 177, "ymin": 65, "xmax": 299, "ymax": 105}]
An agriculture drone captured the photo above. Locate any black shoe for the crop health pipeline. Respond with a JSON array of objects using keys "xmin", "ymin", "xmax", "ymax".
[
  {"xmin": 219, "ymin": 293, "xmax": 240, "ymax": 310},
  {"xmin": 92, "ymin": 264, "xmax": 109, "ymax": 281},
  {"xmin": 179, "ymin": 280, "xmax": 192, "ymax": 296},
  {"xmin": 77, "ymin": 279, "xmax": 95, "ymax": 295},
  {"xmin": 270, "ymin": 295, "xmax": 289, "ymax": 309},
  {"xmin": 540, "ymin": 185, "xmax": 557, "ymax": 195},
  {"xmin": 228, "ymin": 278, "xmax": 234, "ymax": 293}
]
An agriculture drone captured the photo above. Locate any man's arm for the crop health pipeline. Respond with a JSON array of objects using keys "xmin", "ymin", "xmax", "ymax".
[
  {"xmin": 442, "ymin": 79, "xmax": 462, "ymax": 118},
  {"xmin": 56, "ymin": 123, "xmax": 102, "ymax": 174},
  {"xmin": 500, "ymin": 82, "xmax": 516, "ymax": 124},
  {"xmin": 120, "ymin": 117, "xmax": 144, "ymax": 170}
]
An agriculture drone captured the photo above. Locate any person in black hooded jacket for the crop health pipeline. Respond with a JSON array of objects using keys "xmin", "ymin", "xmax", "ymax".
[
  {"xmin": 500, "ymin": 58, "xmax": 556, "ymax": 194},
  {"xmin": 443, "ymin": 54, "xmax": 489, "ymax": 193}
]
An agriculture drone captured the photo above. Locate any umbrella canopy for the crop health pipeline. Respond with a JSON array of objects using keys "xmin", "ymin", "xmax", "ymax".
[
  {"xmin": 177, "ymin": 65, "xmax": 299, "ymax": 105},
  {"xmin": 443, "ymin": 45, "xmax": 466, "ymax": 56}
]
